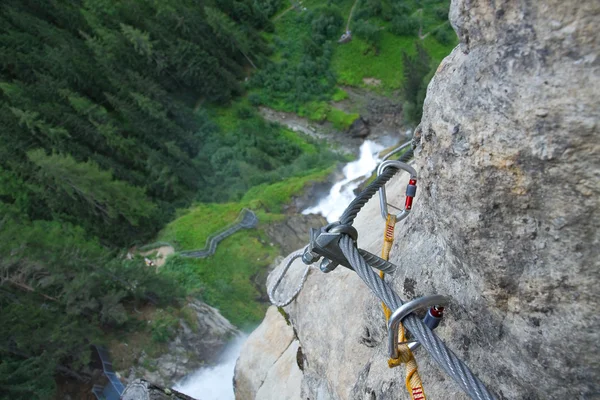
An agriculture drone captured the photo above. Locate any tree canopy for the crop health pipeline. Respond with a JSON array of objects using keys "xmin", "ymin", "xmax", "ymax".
[{"xmin": 0, "ymin": 1, "xmax": 342, "ymax": 397}]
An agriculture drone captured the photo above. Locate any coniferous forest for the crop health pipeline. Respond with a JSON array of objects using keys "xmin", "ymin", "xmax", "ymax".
[
  {"xmin": 0, "ymin": 0, "xmax": 332, "ymax": 396},
  {"xmin": 0, "ymin": 0, "xmax": 455, "ymax": 397}
]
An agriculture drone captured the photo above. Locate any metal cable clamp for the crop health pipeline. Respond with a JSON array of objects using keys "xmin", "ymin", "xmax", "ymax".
[{"xmin": 302, "ymin": 222, "xmax": 397, "ymax": 274}]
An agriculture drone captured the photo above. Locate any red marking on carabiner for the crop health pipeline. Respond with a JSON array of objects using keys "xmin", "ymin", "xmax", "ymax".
[{"xmin": 405, "ymin": 178, "xmax": 417, "ymax": 210}]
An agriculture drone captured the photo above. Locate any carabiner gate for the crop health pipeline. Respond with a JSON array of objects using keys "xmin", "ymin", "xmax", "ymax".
[{"xmin": 377, "ymin": 160, "xmax": 418, "ymax": 221}]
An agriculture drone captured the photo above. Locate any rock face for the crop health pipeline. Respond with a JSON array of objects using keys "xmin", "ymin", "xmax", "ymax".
[
  {"xmin": 348, "ymin": 117, "xmax": 371, "ymax": 138},
  {"xmin": 265, "ymin": 214, "xmax": 328, "ymax": 255},
  {"xmin": 235, "ymin": 1, "xmax": 599, "ymax": 400},
  {"xmin": 121, "ymin": 379, "xmax": 196, "ymax": 400},
  {"xmin": 335, "ymin": 87, "xmax": 408, "ymax": 141},
  {"xmin": 128, "ymin": 300, "xmax": 238, "ymax": 387},
  {"xmin": 234, "ymin": 306, "xmax": 302, "ymax": 400}
]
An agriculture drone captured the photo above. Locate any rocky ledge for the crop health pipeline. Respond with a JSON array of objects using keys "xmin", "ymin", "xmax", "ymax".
[{"xmin": 126, "ymin": 300, "xmax": 238, "ymax": 387}]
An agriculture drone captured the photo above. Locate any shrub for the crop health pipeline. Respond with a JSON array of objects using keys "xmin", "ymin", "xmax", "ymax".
[
  {"xmin": 332, "ymin": 88, "xmax": 348, "ymax": 102},
  {"xmin": 434, "ymin": 27, "xmax": 452, "ymax": 45},
  {"xmin": 353, "ymin": 20, "xmax": 382, "ymax": 49},
  {"xmin": 235, "ymin": 105, "xmax": 254, "ymax": 119},
  {"xmin": 248, "ymin": 93, "xmax": 262, "ymax": 106},
  {"xmin": 151, "ymin": 310, "xmax": 179, "ymax": 343},
  {"xmin": 434, "ymin": 5, "xmax": 449, "ymax": 21},
  {"xmin": 309, "ymin": 5, "xmax": 344, "ymax": 43},
  {"xmin": 390, "ymin": 16, "xmax": 419, "ymax": 36}
]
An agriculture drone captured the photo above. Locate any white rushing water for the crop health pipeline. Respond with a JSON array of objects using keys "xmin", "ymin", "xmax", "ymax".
[
  {"xmin": 303, "ymin": 140, "xmax": 384, "ymax": 222},
  {"xmin": 174, "ymin": 334, "xmax": 248, "ymax": 400}
]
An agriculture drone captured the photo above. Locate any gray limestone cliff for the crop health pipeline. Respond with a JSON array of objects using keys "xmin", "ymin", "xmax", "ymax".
[{"xmin": 234, "ymin": 1, "xmax": 599, "ymax": 399}]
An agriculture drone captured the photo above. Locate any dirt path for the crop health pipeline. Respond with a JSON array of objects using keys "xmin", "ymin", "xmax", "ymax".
[
  {"xmin": 140, "ymin": 245, "xmax": 175, "ymax": 268},
  {"xmin": 419, "ymin": 15, "xmax": 450, "ymax": 40},
  {"xmin": 346, "ymin": 0, "xmax": 361, "ymax": 31},
  {"xmin": 273, "ymin": 3, "xmax": 295, "ymax": 22}
]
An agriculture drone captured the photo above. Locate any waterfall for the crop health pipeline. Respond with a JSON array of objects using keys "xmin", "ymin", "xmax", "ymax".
[
  {"xmin": 174, "ymin": 334, "xmax": 248, "ymax": 400},
  {"xmin": 302, "ymin": 140, "xmax": 384, "ymax": 222}
]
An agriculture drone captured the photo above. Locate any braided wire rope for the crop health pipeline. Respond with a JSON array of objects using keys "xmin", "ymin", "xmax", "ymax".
[
  {"xmin": 339, "ymin": 166, "xmax": 399, "ymax": 226},
  {"xmin": 340, "ymin": 236, "xmax": 495, "ymax": 400},
  {"xmin": 268, "ymin": 247, "xmax": 312, "ymax": 307},
  {"xmin": 336, "ymin": 159, "xmax": 496, "ymax": 400}
]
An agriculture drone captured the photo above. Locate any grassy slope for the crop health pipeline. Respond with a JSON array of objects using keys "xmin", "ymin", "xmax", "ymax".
[
  {"xmin": 332, "ymin": 33, "xmax": 417, "ymax": 91},
  {"xmin": 155, "ymin": 97, "xmax": 337, "ymax": 328},
  {"xmin": 270, "ymin": 0, "xmax": 457, "ymax": 94},
  {"xmin": 108, "ymin": 104, "xmax": 337, "ymax": 367},
  {"xmin": 158, "ymin": 166, "xmax": 334, "ymax": 329},
  {"xmin": 257, "ymin": 0, "xmax": 361, "ymax": 129},
  {"xmin": 174, "ymin": 0, "xmax": 457, "ymax": 328},
  {"xmin": 332, "ymin": 16, "xmax": 457, "ymax": 92},
  {"xmin": 107, "ymin": 1, "xmax": 459, "ymax": 374}
]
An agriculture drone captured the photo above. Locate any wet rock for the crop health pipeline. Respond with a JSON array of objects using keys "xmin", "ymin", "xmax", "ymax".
[
  {"xmin": 265, "ymin": 214, "xmax": 328, "ymax": 255},
  {"xmin": 348, "ymin": 117, "xmax": 371, "ymax": 138},
  {"xmin": 255, "ymin": 340, "xmax": 303, "ymax": 400},
  {"xmin": 121, "ymin": 379, "xmax": 196, "ymax": 400},
  {"xmin": 127, "ymin": 300, "xmax": 238, "ymax": 387},
  {"xmin": 284, "ymin": 167, "xmax": 345, "ymax": 214}
]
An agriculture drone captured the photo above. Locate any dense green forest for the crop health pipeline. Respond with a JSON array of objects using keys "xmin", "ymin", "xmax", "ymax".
[
  {"xmin": 250, "ymin": 0, "xmax": 455, "ymax": 124},
  {"xmin": 0, "ymin": 0, "xmax": 338, "ymax": 397},
  {"xmin": 0, "ymin": 0, "xmax": 454, "ymax": 397}
]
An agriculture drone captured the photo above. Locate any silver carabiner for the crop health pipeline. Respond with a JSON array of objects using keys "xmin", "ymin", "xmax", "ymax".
[
  {"xmin": 388, "ymin": 294, "xmax": 449, "ymax": 358},
  {"xmin": 377, "ymin": 160, "xmax": 418, "ymax": 221}
]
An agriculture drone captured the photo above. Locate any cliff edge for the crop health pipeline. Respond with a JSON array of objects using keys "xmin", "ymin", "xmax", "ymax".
[{"xmin": 235, "ymin": 1, "xmax": 599, "ymax": 399}]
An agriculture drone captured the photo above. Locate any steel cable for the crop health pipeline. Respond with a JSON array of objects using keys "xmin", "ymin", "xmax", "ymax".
[
  {"xmin": 335, "ymin": 158, "xmax": 496, "ymax": 400},
  {"xmin": 339, "ymin": 166, "xmax": 399, "ymax": 226},
  {"xmin": 272, "ymin": 145, "xmax": 494, "ymax": 399},
  {"xmin": 268, "ymin": 247, "xmax": 312, "ymax": 307},
  {"xmin": 340, "ymin": 235, "xmax": 495, "ymax": 400}
]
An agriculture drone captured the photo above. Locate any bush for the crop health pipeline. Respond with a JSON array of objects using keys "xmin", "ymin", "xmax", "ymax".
[
  {"xmin": 353, "ymin": 20, "xmax": 382, "ymax": 49},
  {"xmin": 332, "ymin": 88, "xmax": 348, "ymax": 102},
  {"xmin": 365, "ymin": 0, "xmax": 382, "ymax": 16},
  {"xmin": 151, "ymin": 310, "xmax": 179, "ymax": 343},
  {"xmin": 327, "ymin": 107, "xmax": 359, "ymax": 131},
  {"xmin": 434, "ymin": 27, "xmax": 453, "ymax": 45},
  {"xmin": 390, "ymin": 16, "xmax": 419, "ymax": 36},
  {"xmin": 248, "ymin": 92, "xmax": 262, "ymax": 106},
  {"xmin": 309, "ymin": 5, "xmax": 344, "ymax": 43},
  {"xmin": 434, "ymin": 5, "xmax": 449, "ymax": 21},
  {"xmin": 298, "ymin": 101, "xmax": 329, "ymax": 122},
  {"xmin": 392, "ymin": 3, "xmax": 411, "ymax": 17},
  {"xmin": 235, "ymin": 105, "xmax": 254, "ymax": 119}
]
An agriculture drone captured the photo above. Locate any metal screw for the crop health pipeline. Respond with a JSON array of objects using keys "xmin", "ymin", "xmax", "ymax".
[
  {"xmin": 302, "ymin": 249, "xmax": 321, "ymax": 265},
  {"xmin": 320, "ymin": 259, "xmax": 337, "ymax": 273}
]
